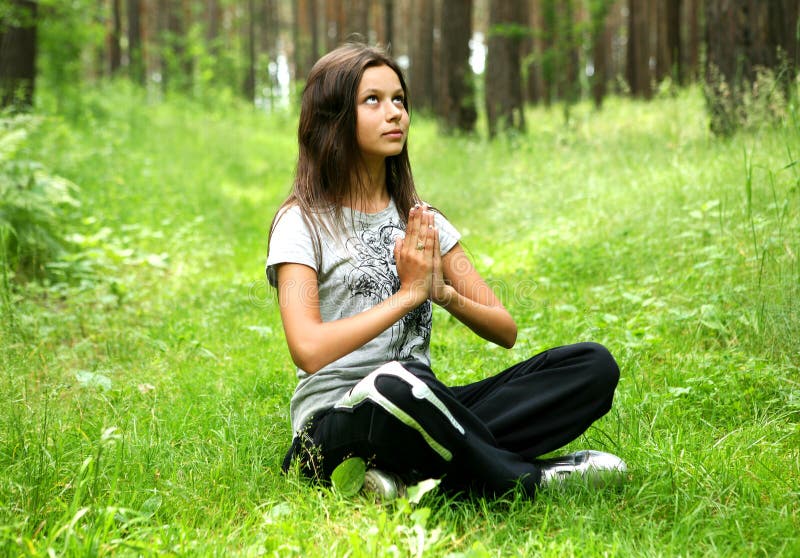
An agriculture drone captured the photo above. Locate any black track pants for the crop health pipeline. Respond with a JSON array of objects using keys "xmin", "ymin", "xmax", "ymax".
[{"xmin": 285, "ymin": 342, "xmax": 620, "ymax": 498}]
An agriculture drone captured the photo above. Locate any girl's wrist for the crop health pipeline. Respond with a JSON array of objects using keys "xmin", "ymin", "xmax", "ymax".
[
  {"xmin": 397, "ymin": 283, "xmax": 429, "ymax": 309},
  {"xmin": 433, "ymin": 285, "xmax": 456, "ymax": 308}
]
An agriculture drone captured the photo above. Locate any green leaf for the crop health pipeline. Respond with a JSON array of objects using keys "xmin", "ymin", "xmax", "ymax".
[{"xmin": 330, "ymin": 457, "xmax": 366, "ymax": 497}]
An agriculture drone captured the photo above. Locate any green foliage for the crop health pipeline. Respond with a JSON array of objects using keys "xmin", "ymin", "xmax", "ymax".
[
  {"xmin": 36, "ymin": 0, "xmax": 105, "ymax": 113},
  {"xmin": 0, "ymin": 113, "xmax": 80, "ymax": 281}
]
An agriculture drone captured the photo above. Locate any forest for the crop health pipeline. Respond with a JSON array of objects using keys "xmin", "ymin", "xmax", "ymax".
[
  {"xmin": 1, "ymin": 1, "xmax": 799, "ymax": 557},
  {"xmin": 2, "ymin": 1, "xmax": 798, "ymax": 133}
]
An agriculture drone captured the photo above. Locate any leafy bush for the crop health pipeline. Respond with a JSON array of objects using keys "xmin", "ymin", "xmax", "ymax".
[{"xmin": 0, "ymin": 113, "xmax": 80, "ymax": 281}]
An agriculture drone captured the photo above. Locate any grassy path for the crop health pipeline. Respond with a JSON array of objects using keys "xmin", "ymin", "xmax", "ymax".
[{"xmin": 1, "ymin": 84, "xmax": 798, "ymax": 556}]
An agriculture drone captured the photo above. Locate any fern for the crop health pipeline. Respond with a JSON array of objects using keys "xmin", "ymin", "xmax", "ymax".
[{"xmin": 0, "ymin": 114, "xmax": 80, "ymax": 281}]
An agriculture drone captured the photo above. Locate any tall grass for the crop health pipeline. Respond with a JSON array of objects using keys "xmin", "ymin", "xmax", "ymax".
[{"xmin": 0, "ymin": 82, "xmax": 798, "ymax": 556}]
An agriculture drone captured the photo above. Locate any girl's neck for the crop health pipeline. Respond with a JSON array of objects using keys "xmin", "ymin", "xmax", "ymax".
[{"xmin": 345, "ymin": 159, "xmax": 390, "ymax": 213}]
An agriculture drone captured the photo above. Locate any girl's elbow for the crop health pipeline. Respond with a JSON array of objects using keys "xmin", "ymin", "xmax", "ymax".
[
  {"xmin": 289, "ymin": 342, "xmax": 324, "ymax": 374},
  {"xmin": 500, "ymin": 321, "xmax": 517, "ymax": 349},
  {"xmin": 500, "ymin": 329, "xmax": 517, "ymax": 349}
]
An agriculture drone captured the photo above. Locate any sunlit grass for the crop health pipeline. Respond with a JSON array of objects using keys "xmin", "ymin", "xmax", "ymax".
[{"xmin": 1, "ymin": 82, "xmax": 798, "ymax": 556}]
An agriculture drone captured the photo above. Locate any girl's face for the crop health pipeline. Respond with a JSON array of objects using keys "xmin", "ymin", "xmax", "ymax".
[{"xmin": 355, "ymin": 65, "xmax": 409, "ymax": 165}]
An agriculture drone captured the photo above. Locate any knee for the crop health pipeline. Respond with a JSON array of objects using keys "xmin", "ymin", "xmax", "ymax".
[
  {"xmin": 580, "ymin": 342, "xmax": 620, "ymax": 394},
  {"xmin": 374, "ymin": 372, "xmax": 415, "ymax": 405}
]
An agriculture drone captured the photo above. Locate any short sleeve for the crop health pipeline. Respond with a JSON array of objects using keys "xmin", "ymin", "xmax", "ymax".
[
  {"xmin": 434, "ymin": 211, "xmax": 461, "ymax": 255},
  {"xmin": 266, "ymin": 206, "xmax": 319, "ymax": 287}
]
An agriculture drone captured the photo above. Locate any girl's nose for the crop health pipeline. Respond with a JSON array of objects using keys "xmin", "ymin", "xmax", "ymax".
[{"xmin": 386, "ymin": 102, "xmax": 402, "ymax": 120}]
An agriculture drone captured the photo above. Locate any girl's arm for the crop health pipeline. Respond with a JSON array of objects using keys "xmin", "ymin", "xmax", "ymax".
[
  {"xmin": 431, "ymin": 233, "xmax": 518, "ymax": 349},
  {"xmin": 275, "ymin": 206, "xmax": 436, "ymax": 374}
]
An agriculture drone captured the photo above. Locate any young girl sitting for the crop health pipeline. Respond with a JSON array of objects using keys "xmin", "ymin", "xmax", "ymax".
[{"xmin": 267, "ymin": 43, "xmax": 625, "ymax": 500}]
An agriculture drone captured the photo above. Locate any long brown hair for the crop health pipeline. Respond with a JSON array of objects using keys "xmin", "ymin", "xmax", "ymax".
[{"xmin": 270, "ymin": 42, "xmax": 420, "ymax": 257}]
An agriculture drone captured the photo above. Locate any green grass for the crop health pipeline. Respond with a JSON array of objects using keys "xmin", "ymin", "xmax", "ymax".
[{"xmin": 1, "ymin": 82, "xmax": 798, "ymax": 556}]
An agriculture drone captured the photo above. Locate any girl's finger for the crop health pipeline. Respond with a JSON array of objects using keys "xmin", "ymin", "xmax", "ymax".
[
  {"xmin": 422, "ymin": 211, "xmax": 434, "ymax": 252},
  {"xmin": 408, "ymin": 204, "xmax": 422, "ymax": 248}
]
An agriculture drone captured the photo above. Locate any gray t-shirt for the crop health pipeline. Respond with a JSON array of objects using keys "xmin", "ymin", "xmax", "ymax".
[{"xmin": 266, "ymin": 199, "xmax": 461, "ymax": 434}]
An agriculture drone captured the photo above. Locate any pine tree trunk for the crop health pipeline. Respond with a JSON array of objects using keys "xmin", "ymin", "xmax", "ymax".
[
  {"xmin": 127, "ymin": 0, "xmax": 146, "ymax": 84},
  {"xmin": 440, "ymin": 0, "xmax": 476, "ymax": 132},
  {"xmin": 244, "ymin": 0, "xmax": 256, "ymax": 101},
  {"xmin": 684, "ymin": 0, "xmax": 701, "ymax": 83},
  {"xmin": 110, "ymin": 0, "xmax": 122, "ymax": 74},
  {"xmin": 590, "ymin": 1, "xmax": 614, "ymax": 108},
  {"xmin": 410, "ymin": 0, "xmax": 435, "ymax": 112},
  {"xmin": 485, "ymin": 0, "xmax": 527, "ymax": 137},
  {"xmin": 384, "ymin": 0, "xmax": 394, "ymax": 49},
  {"xmin": 0, "ymin": 0, "xmax": 37, "ymax": 108},
  {"xmin": 665, "ymin": 0, "xmax": 681, "ymax": 83},
  {"xmin": 626, "ymin": 0, "xmax": 651, "ymax": 97},
  {"xmin": 705, "ymin": 0, "xmax": 750, "ymax": 134},
  {"xmin": 525, "ymin": 0, "xmax": 544, "ymax": 104}
]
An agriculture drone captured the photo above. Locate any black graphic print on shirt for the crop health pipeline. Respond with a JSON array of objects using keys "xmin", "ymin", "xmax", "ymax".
[{"xmin": 344, "ymin": 218, "xmax": 432, "ymax": 361}]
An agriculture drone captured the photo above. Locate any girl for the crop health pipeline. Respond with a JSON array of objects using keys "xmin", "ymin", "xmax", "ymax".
[{"xmin": 267, "ymin": 43, "xmax": 625, "ymax": 500}]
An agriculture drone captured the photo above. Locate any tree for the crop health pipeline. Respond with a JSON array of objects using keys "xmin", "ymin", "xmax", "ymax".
[
  {"xmin": 657, "ymin": 0, "xmax": 681, "ymax": 83},
  {"xmin": 705, "ymin": 0, "xmax": 799, "ymax": 134},
  {"xmin": 383, "ymin": 0, "xmax": 394, "ymax": 48},
  {"xmin": 244, "ymin": 0, "xmax": 257, "ymax": 101},
  {"xmin": 524, "ymin": 0, "xmax": 545, "ymax": 104},
  {"xmin": 589, "ymin": 0, "xmax": 616, "ymax": 108},
  {"xmin": 485, "ymin": 0, "xmax": 527, "ymax": 136},
  {"xmin": 766, "ymin": 0, "xmax": 799, "ymax": 96},
  {"xmin": 110, "ymin": 0, "xmax": 122, "ymax": 74},
  {"xmin": 409, "ymin": 0, "xmax": 435, "ymax": 113},
  {"xmin": 627, "ymin": 0, "xmax": 651, "ymax": 98},
  {"xmin": 293, "ymin": 0, "xmax": 318, "ymax": 81},
  {"xmin": 344, "ymin": 0, "xmax": 370, "ymax": 38},
  {"xmin": 683, "ymin": 0, "xmax": 701, "ymax": 83},
  {"xmin": 439, "ymin": 0, "xmax": 476, "ymax": 132},
  {"xmin": 0, "ymin": 0, "xmax": 38, "ymax": 108},
  {"xmin": 127, "ymin": 0, "xmax": 146, "ymax": 84}
]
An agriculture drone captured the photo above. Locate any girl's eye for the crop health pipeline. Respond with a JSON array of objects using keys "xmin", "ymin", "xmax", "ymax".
[
  {"xmin": 365, "ymin": 95, "xmax": 378, "ymax": 104},
  {"xmin": 393, "ymin": 96, "xmax": 405, "ymax": 105}
]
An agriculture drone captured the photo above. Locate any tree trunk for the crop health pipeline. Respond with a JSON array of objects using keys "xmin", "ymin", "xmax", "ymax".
[
  {"xmin": 684, "ymin": 0, "xmax": 701, "ymax": 83},
  {"xmin": 410, "ymin": 0, "xmax": 435, "ymax": 112},
  {"xmin": 294, "ymin": 0, "xmax": 315, "ymax": 81},
  {"xmin": 0, "ymin": 0, "xmax": 37, "ymax": 108},
  {"xmin": 525, "ymin": 0, "xmax": 544, "ymax": 104},
  {"xmin": 206, "ymin": 0, "xmax": 220, "ymax": 57},
  {"xmin": 626, "ymin": 0, "xmax": 651, "ymax": 97},
  {"xmin": 384, "ymin": 0, "xmax": 394, "ymax": 49},
  {"xmin": 705, "ymin": 0, "xmax": 798, "ymax": 133},
  {"xmin": 244, "ymin": 0, "xmax": 256, "ymax": 102},
  {"xmin": 127, "ymin": 0, "xmax": 146, "ymax": 84},
  {"xmin": 767, "ymin": 0, "xmax": 799, "ymax": 95},
  {"xmin": 665, "ymin": 0, "xmax": 681, "ymax": 83},
  {"xmin": 440, "ymin": 0, "xmax": 476, "ymax": 132},
  {"xmin": 309, "ymin": 0, "xmax": 320, "ymax": 66},
  {"xmin": 540, "ymin": 0, "xmax": 556, "ymax": 105},
  {"xmin": 557, "ymin": 0, "xmax": 578, "ymax": 106},
  {"xmin": 485, "ymin": 0, "xmax": 527, "ymax": 137},
  {"xmin": 110, "ymin": 0, "xmax": 122, "ymax": 74},
  {"xmin": 704, "ymin": 0, "xmax": 751, "ymax": 134},
  {"xmin": 590, "ymin": 1, "xmax": 614, "ymax": 108},
  {"xmin": 325, "ymin": 0, "xmax": 343, "ymax": 51},
  {"xmin": 344, "ymin": 0, "xmax": 370, "ymax": 38}
]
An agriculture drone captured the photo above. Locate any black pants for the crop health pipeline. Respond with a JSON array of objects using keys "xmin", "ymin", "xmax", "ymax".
[{"xmin": 284, "ymin": 342, "xmax": 619, "ymax": 498}]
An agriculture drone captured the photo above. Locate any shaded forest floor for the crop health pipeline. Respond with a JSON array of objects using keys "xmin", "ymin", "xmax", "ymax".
[{"xmin": 1, "ymin": 83, "xmax": 799, "ymax": 556}]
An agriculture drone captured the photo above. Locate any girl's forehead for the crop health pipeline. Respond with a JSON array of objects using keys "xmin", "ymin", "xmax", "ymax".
[{"xmin": 358, "ymin": 65, "xmax": 402, "ymax": 92}]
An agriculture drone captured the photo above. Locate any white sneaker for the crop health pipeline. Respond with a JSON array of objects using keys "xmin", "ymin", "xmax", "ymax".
[
  {"xmin": 539, "ymin": 450, "xmax": 627, "ymax": 489},
  {"xmin": 362, "ymin": 469, "xmax": 406, "ymax": 501}
]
